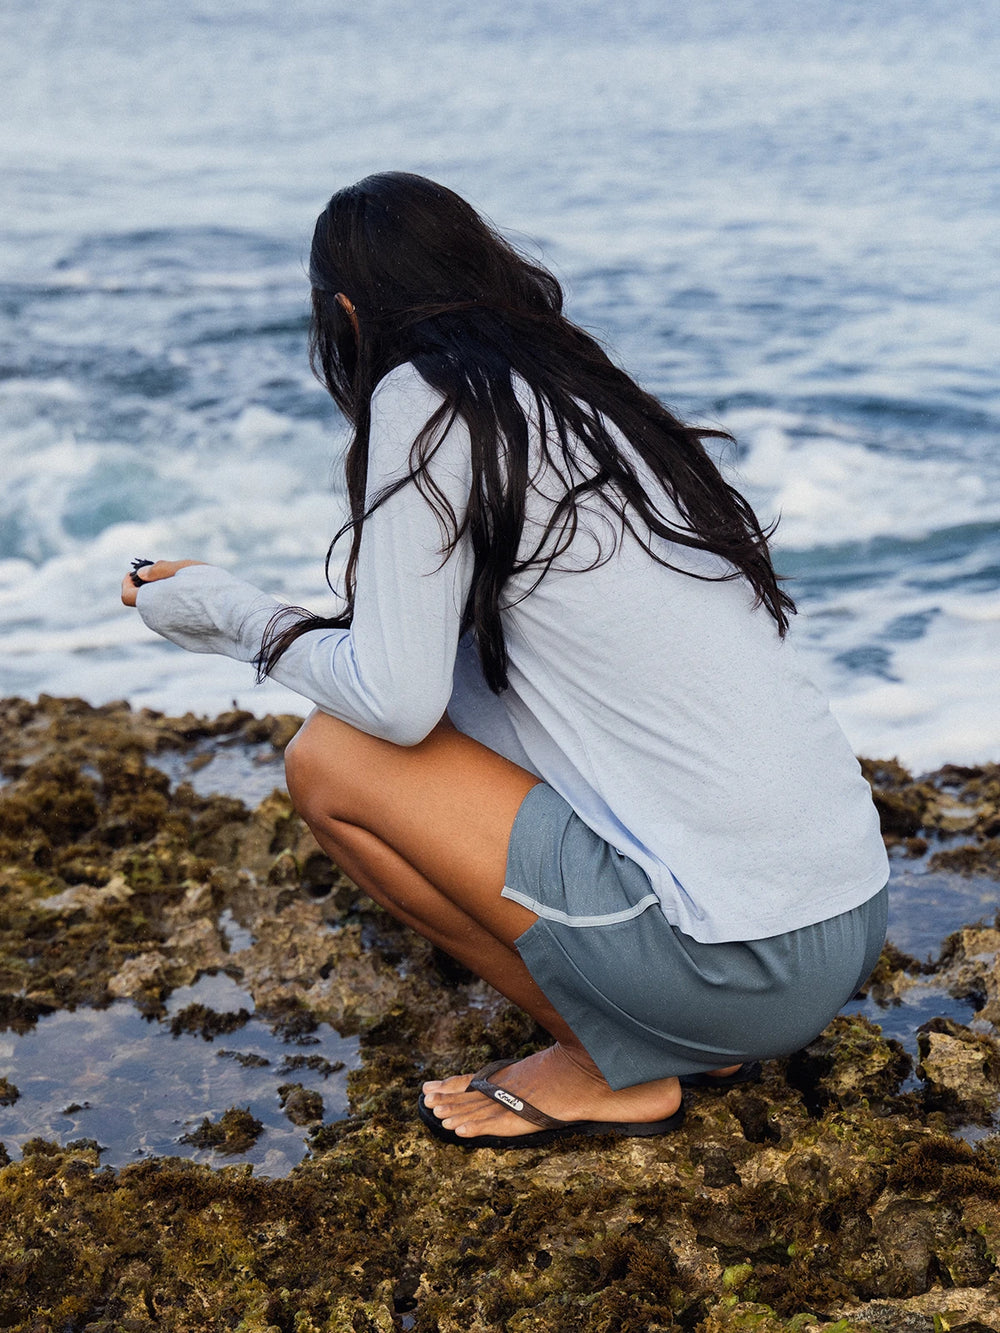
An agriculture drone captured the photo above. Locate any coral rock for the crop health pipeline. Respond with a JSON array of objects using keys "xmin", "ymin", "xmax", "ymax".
[{"xmin": 916, "ymin": 1018, "xmax": 1000, "ymax": 1120}]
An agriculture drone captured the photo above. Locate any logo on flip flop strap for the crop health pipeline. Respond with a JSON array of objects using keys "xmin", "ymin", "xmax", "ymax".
[{"xmin": 493, "ymin": 1089, "xmax": 524, "ymax": 1112}]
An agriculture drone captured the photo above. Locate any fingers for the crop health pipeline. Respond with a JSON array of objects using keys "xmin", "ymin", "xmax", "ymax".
[
  {"xmin": 121, "ymin": 558, "xmax": 206, "ymax": 607},
  {"xmin": 140, "ymin": 559, "xmax": 206, "ymax": 581},
  {"xmin": 121, "ymin": 573, "xmax": 140, "ymax": 607}
]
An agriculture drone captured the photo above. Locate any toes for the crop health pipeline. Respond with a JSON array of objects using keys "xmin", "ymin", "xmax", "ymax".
[
  {"xmin": 426, "ymin": 1089, "xmax": 485, "ymax": 1120},
  {"xmin": 421, "ymin": 1067, "xmax": 536, "ymax": 1141},
  {"xmin": 421, "ymin": 1073, "xmax": 474, "ymax": 1100}
]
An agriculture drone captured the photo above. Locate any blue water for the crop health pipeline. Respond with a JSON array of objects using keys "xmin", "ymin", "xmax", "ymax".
[
  {"xmin": 0, "ymin": 971, "xmax": 358, "ymax": 1176},
  {"xmin": 1, "ymin": 0, "xmax": 998, "ymax": 770}
]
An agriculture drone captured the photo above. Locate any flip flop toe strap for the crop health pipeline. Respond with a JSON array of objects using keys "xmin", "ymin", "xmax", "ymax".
[{"xmin": 468, "ymin": 1061, "xmax": 568, "ymax": 1131}]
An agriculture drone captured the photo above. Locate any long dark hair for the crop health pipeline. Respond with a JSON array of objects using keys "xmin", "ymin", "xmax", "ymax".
[{"xmin": 258, "ymin": 171, "xmax": 794, "ymax": 692}]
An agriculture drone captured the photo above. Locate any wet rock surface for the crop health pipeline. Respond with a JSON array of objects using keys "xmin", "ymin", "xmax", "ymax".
[
  {"xmin": 178, "ymin": 1105, "xmax": 264, "ymax": 1155},
  {"xmin": 1, "ymin": 698, "xmax": 999, "ymax": 1331}
]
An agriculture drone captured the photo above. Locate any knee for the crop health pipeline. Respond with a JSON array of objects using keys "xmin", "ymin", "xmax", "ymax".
[
  {"xmin": 283, "ymin": 712, "xmax": 343, "ymax": 827},
  {"xmin": 284, "ymin": 708, "xmax": 394, "ymax": 830}
]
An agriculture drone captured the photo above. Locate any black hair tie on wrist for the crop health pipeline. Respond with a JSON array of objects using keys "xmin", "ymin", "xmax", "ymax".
[{"xmin": 129, "ymin": 558, "xmax": 155, "ymax": 589}]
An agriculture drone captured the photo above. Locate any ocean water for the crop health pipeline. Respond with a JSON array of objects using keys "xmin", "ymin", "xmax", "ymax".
[{"xmin": 2, "ymin": 0, "xmax": 998, "ymax": 771}]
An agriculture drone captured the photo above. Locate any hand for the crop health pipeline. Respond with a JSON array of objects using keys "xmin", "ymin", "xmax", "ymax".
[{"xmin": 121, "ymin": 559, "xmax": 207, "ymax": 607}]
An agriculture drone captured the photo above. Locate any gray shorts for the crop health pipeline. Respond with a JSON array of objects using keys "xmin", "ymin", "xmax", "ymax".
[{"xmin": 502, "ymin": 783, "xmax": 888, "ymax": 1090}]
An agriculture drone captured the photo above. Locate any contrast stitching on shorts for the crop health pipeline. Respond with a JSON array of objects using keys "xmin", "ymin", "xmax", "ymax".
[{"xmin": 501, "ymin": 885, "xmax": 660, "ymax": 927}]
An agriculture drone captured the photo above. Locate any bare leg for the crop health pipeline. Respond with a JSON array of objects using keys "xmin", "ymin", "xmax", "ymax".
[{"xmin": 284, "ymin": 710, "xmax": 682, "ymax": 1138}]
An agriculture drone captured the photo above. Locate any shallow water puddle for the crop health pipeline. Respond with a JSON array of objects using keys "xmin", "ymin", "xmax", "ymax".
[
  {"xmin": 148, "ymin": 737, "xmax": 290, "ymax": 806},
  {"xmin": 851, "ymin": 853, "xmax": 999, "ymax": 1071},
  {"xmin": 885, "ymin": 856, "xmax": 1000, "ymax": 963},
  {"xmin": 845, "ymin": 984, "xmax": 999, "ymax": 1143},
  {"xmin": 0, "ymin": 972, "xmax": 359, "ymax": 1177},
  {"xmin": 844, "ymin": 985, "xmax": 978, "ymax": 1063}
]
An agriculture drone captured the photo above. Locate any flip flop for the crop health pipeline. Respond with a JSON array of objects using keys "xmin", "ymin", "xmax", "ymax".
[
  {"xmin": 417, "ymin": 1058, "xmax": 685, "ymax": 1150},
  {"xmin": 679, "ymin": 1060, "xmax": 762, "ymax": 1089}
]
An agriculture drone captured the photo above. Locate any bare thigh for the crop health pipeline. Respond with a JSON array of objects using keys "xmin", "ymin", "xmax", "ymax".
[{"xmin": 283, "ymin": 708, "xmax": 542, "ymax": 947}]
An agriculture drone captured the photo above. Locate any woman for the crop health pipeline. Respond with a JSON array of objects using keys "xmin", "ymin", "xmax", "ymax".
[{"xmin": 122, "ymin": 172, "xmax": 889, "ymax": 1150}]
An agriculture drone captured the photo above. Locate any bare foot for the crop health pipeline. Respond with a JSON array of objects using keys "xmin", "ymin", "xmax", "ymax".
[
  {"xmin": 705, "ymin": 1064, "xmax": 744, "ymax": 1078},
  {"xmin": 421, "ymin": 1043, "xmax": 682, "ymax": 1140}
]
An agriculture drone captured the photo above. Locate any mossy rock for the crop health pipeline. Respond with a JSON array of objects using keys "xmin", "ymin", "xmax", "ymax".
[
  {"xmin": 784, "ymin": 1014, "xmax": 913, "ymax": 1110},
  {"xmin": 916, "ymin": 1018, "xmax": 1000, "ymax": 1121},
  {"xmin": 3, "ymin": 699, "xmax": 1000, "ymax": 1330}
]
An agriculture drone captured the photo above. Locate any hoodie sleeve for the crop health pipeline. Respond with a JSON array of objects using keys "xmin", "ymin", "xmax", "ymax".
[{"xmin": 137, "ymin": 364, "xmax": 475, "ymax": 745}]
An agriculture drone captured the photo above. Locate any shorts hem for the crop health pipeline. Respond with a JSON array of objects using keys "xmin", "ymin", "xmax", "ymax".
[{"xmin": 501, "ymin": 883, "xmax": 661, "ymax": 928}]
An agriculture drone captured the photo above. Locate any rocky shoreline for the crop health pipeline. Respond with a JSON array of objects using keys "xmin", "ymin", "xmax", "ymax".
[{"xmin": 1, "ymin": 695, "xmax": 999, "ymax": 1332}]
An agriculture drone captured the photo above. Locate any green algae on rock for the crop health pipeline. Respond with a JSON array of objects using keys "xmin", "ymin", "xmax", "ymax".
[
  {"xmin": 179, "ymin": 1105, "xmax": 265, "ymax": 1154},
  {"xmin": 278, "ymin": 1082, "xmax": 325, "ymax": 1126},
  {"xmin": 2, "ymin": 1077, "xmax": 1000, "ymax": 1331},
  {"xmin": 168, "ymin": 1001, "xmax": 253, "ymax": 1040},
  {"xmin": 2, "ymin": 697, "xmax": 1000, "ymax": 1330},
  {"xmin": 785, "ymin": 1013, "xmax": 914, "ymax": 1113}
]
